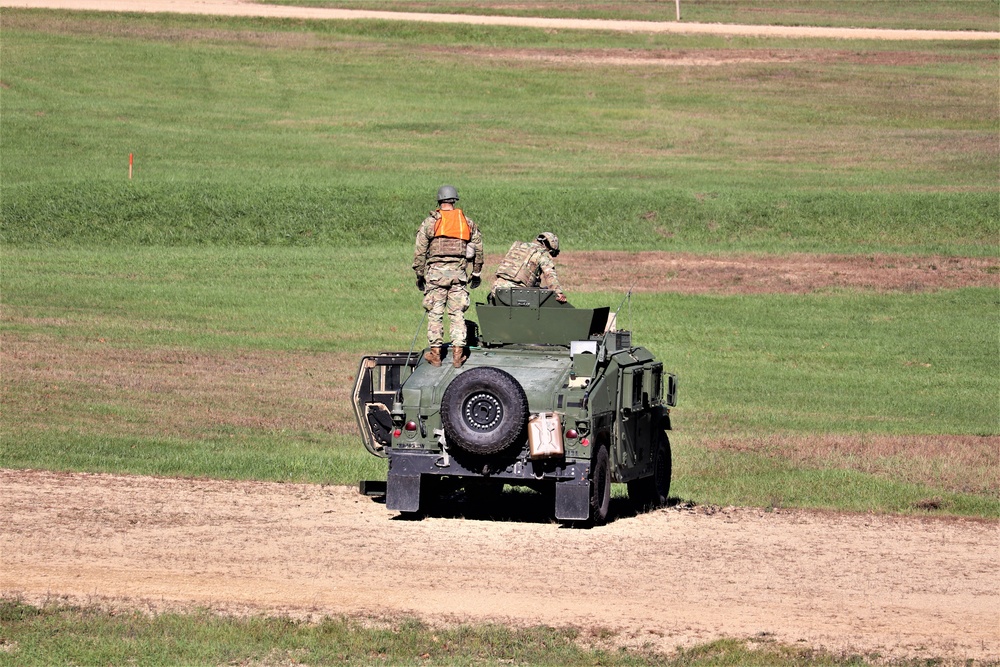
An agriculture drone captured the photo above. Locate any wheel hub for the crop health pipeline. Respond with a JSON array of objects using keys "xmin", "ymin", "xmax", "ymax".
[{"xmin": 464, "ymin": 392, "xmax": 503, "ymax": 431}]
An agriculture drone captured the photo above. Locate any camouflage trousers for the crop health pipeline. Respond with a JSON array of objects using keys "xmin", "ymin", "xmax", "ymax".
[
  {"xmin": 423, "ymin": 268, "xmax": 471, "ymax": 348},
  {"xmin": 490, "ymin": 276, "xmax": 527, "ymax": 298}
]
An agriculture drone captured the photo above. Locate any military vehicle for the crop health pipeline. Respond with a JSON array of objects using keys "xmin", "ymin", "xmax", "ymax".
[{"xmin": 352, "ymin": 288, "xmax": 677, "ymax": 525}]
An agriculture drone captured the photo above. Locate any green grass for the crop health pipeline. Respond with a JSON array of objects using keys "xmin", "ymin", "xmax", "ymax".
[
  {"xmin": 0, "ymin": 431, "xmax": 385, "ymax": 484},
  {"xmin": 2, "ymin": 11, "xmax": 997, "ymax": 254},
  {"xmin": 645, "ymin": 289, "xmax": 999, "ymax": 436},
  {"xmin": 261, "ymin": 0, "xmax": 1000, "ymax": 31},
  {"xmin": 4, "ymin": 182, "xmax": 997, "ymax": 255},
  {"xmin": 0, "ymin": 599, "xmax": 913, "ymax": 666}
]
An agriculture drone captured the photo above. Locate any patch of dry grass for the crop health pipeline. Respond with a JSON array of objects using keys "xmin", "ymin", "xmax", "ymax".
[
  {"xmin": 693, "ymin": 432, "xmax": 1000, "ymax": 499},
  {"xmin": 5, "ymin": 322, "xmax": 996, "ymax": 498},
  {"xmin": 2, "ymin": 332, "xmax": 361, "ymax": 442}
]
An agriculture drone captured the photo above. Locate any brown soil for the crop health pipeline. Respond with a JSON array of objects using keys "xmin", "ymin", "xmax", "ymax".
[
  {"xmin": 430, "ymin": 46, "xmax": 995, "ymax": 68},
  {"xmin": 559, "ymin": 251, "xmax": 1000, "ymax": 295},
  {"xmin": 2, "ymin": 468, "xmax": 998, "ymax": 662}
]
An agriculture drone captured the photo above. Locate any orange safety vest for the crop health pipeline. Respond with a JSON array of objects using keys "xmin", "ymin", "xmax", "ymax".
[{"xmin": 433, "ymin": 209, "xmax": 471, "ymax": 241}]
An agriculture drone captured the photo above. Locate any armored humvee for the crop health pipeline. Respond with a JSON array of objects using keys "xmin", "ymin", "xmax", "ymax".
[{"xmin": 351, "ymin": 288, "xmax": 677, "ymax": 525}]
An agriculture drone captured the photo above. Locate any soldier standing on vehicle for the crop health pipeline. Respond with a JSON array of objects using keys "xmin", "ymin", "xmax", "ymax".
[
  {"xmin": 413, "ymin": 185, "xmax": 484, "ymax": 368},
  {"xmin": 490, "ymin": 232, "xmax": 567, "ymax": 303}
]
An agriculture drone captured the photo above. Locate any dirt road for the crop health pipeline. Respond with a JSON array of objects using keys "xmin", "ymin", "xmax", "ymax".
[
  {"xmin": 2, "ymin": 0, "xmax": 999, "ymax": 41},
  {"xmin": 2, "ymin": 469, "xmax": 997, "ymax": 661}
]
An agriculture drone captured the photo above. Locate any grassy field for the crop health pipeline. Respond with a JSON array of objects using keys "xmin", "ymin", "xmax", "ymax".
[
  {"xmin": 2, "ymin": 246, "xmax": 997, "ymax": 516},
  {"xmin": 0, "ymin": 6, "xmax": 997, "ymax": 664},
  {"xmin": 0, "ymin": 598, "xmax": 887, "ymax": 667},
  {"xmin": 2, "ymin": 5, "xmax": 996, "ymax": 509},
  {"xmin": 262, "ymin": 0, "xmax": 1000, "ymax": 31},
  {"xmin": 2, "ymin": 11, "xmax": 997, "ymax": 254}
]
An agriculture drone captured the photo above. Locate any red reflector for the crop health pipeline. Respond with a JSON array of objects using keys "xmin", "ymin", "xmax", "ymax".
[
  {"xmin": 393, "ymin": 429, "xmax": 402, "ymax": 438},
  {"xmin": 581, "ymin": 438, "xmax": 590, "ymax": 447},
  {"xmin": 404, "ymin": 421, "xmax": 418, "ymax": 432},
  {"xmin": 565, "ymin": 429, "xmax": 578, "ymax": 440}
]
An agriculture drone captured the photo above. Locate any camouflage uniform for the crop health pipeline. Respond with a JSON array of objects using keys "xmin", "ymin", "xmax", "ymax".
[
  {"xmin": 413, "ymin": 211, "xmax": 484, "ymax": 348},
  {"xmin": 491, "ymin": 240, "xmax": 565, "ymax": 300}
]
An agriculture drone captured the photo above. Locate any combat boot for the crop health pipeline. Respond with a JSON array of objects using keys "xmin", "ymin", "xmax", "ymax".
[
  {"xmin": 424, "ymin": 347, "xmax": 441, "ymax": 367},
  {"xmin": 452, "ymin": 346, "xmax": 467, "ymax": 368}
]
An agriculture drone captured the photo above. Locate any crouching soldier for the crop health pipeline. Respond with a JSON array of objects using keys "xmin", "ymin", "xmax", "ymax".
[
  {"xmin": 491, "ymin": 232, "xmax": 566, "ymax": 303},
  {"xmin": 413, "ymin": 185, "xmax": 484, "ymax": 368}
]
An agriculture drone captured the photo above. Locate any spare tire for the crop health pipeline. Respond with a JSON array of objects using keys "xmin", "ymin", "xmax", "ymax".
[{"xmin": 441, "ymin": 367, "xmax": 528, "ymax": 455}]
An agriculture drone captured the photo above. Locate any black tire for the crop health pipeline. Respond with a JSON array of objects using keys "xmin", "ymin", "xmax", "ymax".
[
  {"xmin": 440, "ymin": 367, "xmax": 528, "ymax": 455},
  {"xmin": 627, "ymin": 431, "xmax": 672, "ymax": 511},
  {"xmin": 589, "ymin": 444, "xmax": 611, "ymax": 525}
]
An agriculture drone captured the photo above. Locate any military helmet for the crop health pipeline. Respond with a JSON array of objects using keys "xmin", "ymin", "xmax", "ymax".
[
  {"xmin": 536, "ymin": 232, "xmax": 560, "ymax": 257},
  {"xmin": 436, "ymin": 185, "xmax": 459, "ymax": 203}
]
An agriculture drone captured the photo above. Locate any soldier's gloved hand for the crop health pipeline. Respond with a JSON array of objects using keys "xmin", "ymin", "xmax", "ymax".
[
  {"xmin": 469, "ymin": 273, "xmax": 481, "ymax": 289},
  {"xmin": 416, "ymin": 276, "xmax": 426, "ymax": 291},
  {"xmin": 556, "ymin": 293, "xmax": 568, "ymax": 303}
]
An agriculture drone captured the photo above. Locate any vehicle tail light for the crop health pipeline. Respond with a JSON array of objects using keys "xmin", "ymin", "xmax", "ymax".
[
  {"xmin": 404, "ymin": 421, "xmax": 418, "ymax": 432},
  {"xmin": 565, "ymin": 429, "xmax": 578, "ymax": 440}
]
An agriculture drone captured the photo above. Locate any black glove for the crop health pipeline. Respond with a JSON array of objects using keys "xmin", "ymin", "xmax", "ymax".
[
  {"xmin": 469, "ymin": 273, "xmax": 481, "ymax": 289},
  {"xmin": 416, "ymin": 276, "xmax": 426, "ymax": 291}
]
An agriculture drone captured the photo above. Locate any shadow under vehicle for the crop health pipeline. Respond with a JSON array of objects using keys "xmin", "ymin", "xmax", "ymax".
[{"xmin": 352, "ymin": 288, "xmax": 677, "ymax": 525}]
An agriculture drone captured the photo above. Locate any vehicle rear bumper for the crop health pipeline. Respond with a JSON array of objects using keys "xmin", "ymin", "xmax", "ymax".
[
  {"xmin": 387, "ymin": 448, "xmax": 586, "ymax": 482},
  {"xmin": 386, "ymin": 449, "xmax": 591, "ymax": 519}
]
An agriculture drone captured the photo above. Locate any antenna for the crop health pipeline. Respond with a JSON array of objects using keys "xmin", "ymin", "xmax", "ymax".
[
  {"xmin": 612, "ymin": 283, "xmax": 635, "ymax": 332},
  {"xmin": 403, "ymin": 310, "xmax": 428, "ymax": 377}
]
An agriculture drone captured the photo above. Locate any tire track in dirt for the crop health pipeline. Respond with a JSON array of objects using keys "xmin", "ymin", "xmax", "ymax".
[
  {"xmin": 2, "ymin": 469, "xmax": 997, "ymax": 661},
  {"xmin": 2, "ymin": 0, "xmax": 999, "ymax": 41}
]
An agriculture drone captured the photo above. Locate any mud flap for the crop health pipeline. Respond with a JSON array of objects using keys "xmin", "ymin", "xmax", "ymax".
[
  {"xmin": 554, "ymin": 479, "xmax": 590, "ymax": 520},
  {"xmin": 386, "ymin": 473, "xmax": 421, "ymax": 512},
  {"xmin": 359, "ymin": 480, "xmax": 387, "ymax": 496}
]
